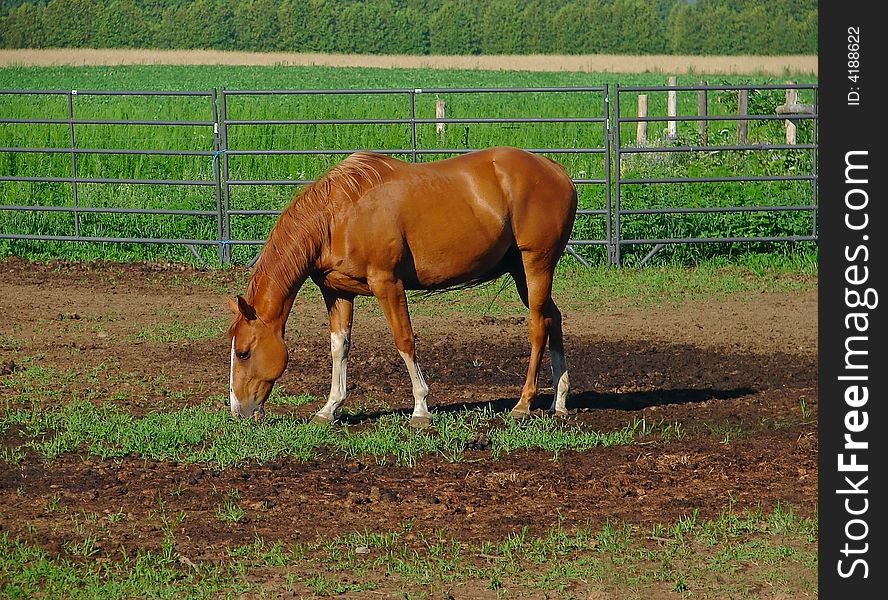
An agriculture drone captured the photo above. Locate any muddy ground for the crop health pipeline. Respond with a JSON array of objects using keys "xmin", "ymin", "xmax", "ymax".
[{"xmin": 0, "ymin": 258, "xmax": 817, "ymax": 591}]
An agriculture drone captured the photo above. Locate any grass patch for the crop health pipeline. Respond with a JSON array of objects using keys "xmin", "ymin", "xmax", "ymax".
[
  {"xmin": 0, "ymin": 399, "xmax": 647, "ymax": 468},
  {"xmin": 0, "ymin": 504, "xmax": 817, "ymax": 599},
  {"xmin": 403, "ymin": 261, "xmax": 815, "ymax": 316},
  {"xmin": 0, "ymin": 359, "xmax": 205, "ymax": 411},
  {"xmin": 214, "ymin": 492, "xmax": 246, "ymax": 524},
  {"xmin": 134, "ymin": 317, "xmax": 226, "ymax": 343},
  {"xmin": 0, "ymin": 532, "xmax": 249, "ymax": 599}
]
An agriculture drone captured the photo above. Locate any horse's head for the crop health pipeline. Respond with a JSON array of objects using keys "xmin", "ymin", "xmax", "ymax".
[{"xmin": 226, "ymin": 295, "xmax": 288, "ymax": 421}]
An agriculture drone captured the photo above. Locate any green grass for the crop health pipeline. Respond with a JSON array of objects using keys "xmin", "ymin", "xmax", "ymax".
[
  {"xmin": 134, "ymin": 317, "xmax": 226, "ymax": 342},
  {"xmin": 399, "ymin": 260, "xmax": 816, "ymax": 317},
  {"xmin": 0, "ymin": 64, "xmax": 817, "ymax": 266},
  {"xmin": 0, "ymin": 398, "xmax": 648, "ymax": 468},
  {"xmin": 0, "ymin": 503, "xmax": 817, "ymax": 599},
  {"xmin": 0, "ymin": 532, "xmax": 250, "ymax": 600},
  {"xmin": 214, "ymin": 492, "xmax": 246, "ymax": 524}
]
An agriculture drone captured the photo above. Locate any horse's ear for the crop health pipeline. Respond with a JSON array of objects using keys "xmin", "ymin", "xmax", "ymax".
[
  {"xmin": 228, "ymin": 295, "xmax": 257, "ymax": 321},
  {"xmin": 226, "ymin": 296, "xmax": 239, "ymax": 317}
]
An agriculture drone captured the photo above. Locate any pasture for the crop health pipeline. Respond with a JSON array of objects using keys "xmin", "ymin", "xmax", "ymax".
[{"xmin": 0, "ymin": 258, "xmax": 817, "ymax": 598}]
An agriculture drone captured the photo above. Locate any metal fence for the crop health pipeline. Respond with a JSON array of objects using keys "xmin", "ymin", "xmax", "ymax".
[
  {"xmin": 0, "ymin": 83, "xmax": 817, "ymax": 266},
  {"xmin": 611, "ymin": 83, "xmax": 818, "ymax": 265},
  {"xmin": 0, "ymin": 89, "xmax": 222, "ymax": 261}
]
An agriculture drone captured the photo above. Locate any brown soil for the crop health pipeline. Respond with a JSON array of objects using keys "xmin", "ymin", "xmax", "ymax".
[
  {"xmin": 0, "ymin": 49, "xmax": 818, "ymax": 75},
  {"xmin": 0, "ymin": 258, "xmax": 817, "ymax": 594}
]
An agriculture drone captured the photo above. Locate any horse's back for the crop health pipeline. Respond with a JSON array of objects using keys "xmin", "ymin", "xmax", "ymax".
[{"xmin": 321, "ymin": 147, "xmax": 576, "ymax": 291}]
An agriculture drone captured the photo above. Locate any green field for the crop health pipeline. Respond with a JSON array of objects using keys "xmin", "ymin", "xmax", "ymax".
[{"xmin": 0, "ymin": 65, "xmax": 817, "ymax": 266}]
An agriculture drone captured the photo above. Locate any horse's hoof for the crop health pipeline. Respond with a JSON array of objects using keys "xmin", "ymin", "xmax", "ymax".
[
  {"xmin": 553, "ymin": 409, "xmax": 569, "ymax": 418},
  {"xmin": 510, "ymin": 409, "xmax": 530, "ymax": 420},
  {"xmin": 409, "ymin": 415, "xmax": 431, "ymax": 429},
  {"xmin": 311, "ymin": 413, "xmax": 333, "ymax": 425}
]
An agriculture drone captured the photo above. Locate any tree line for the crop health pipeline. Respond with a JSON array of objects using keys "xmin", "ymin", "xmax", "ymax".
[{"xmin": 1, "ymin": 0, "xmax": 817, "ymax": 55}]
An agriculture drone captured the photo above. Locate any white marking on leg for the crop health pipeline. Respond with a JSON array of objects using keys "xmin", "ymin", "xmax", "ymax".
[
  {"xmin": 399, "ymin": 350, "xmax": 430, "ymax": 419},
  {"xmin": 315, "ymin": 331, "xmax": 350, "ymax": 421},
  {"xmin": 550, "ymin": 349, "xmax": 570, "ymax": 414},
  {"xmin": 229, "ymin": 337, "xmax": 242, "ymax": 417}
]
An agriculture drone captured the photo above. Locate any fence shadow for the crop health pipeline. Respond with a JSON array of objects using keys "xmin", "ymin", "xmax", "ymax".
[{"xmin": 338, "ymin": 386, "xmax": 755, "ymax": 425}]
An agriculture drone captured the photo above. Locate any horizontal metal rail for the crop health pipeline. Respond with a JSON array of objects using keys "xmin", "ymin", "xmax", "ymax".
[
  {"xmin": 0, "ymin": 146, "xmax": 216, "ymax": 156},
  {"xmin": 223, "ymin": 147, "xmax": 606, "ymax": 156},
  {"xmin": 226, "ymin": 116, "xmax": 605, "ymax": 125},
  {"xmin": 222, "ymin": 86, "xmax": 607, "ymax": 95},
  {"xmin": 618, "ymin": 114, "xmax": 816, "ymax": 123},
  {"xmin": 617, "ymin": 83, "xmax": 817, "ymax": 92},
  {"xmin": 0, "ymin": 205, "xmax": 216, "ymax": 216},
  {"xmin": 619, "ymin": 204, "xmax": 816, "ymax": 215},
  {"xmin": 220, "ymin": 177, "xmax": 606, "ymax": 187},
  {"xmin": 619, "ymin": 235, "xmax": 817, "ymax": 245},
  {"xmin": 0, "ymin": 175, "xmax": 214, "ymax": 185},
  {"xmin": 0, "ymin": 233, "xmax": 219, "ymax": 244},
  {"xmin": 621, "ymin": 143, "xmax": 816, "ymax": 153},
  {"xmin": 0, "ymin": 118, "xmax": 214, "ymax": 126},
  {"xmin": 618, "ymin": 175, "xmax": 815, "ymax": 184},
  {"xmin": 0, "ymin": 89, "xmax": 215, "ymax": 96}
]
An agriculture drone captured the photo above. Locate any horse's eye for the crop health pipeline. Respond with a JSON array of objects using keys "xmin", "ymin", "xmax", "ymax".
[{"xmin": 236, "ymin": 350, "xmax": 250, "ymax": 360}]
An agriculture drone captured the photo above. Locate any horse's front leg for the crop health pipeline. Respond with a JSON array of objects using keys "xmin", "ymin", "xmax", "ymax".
[
  {"xmin": 312, "ymin": 292, "xmax": 355, "ymax": 424},
  {"xmin": 368, "ymin": 275, "xmax": 431, "ymax": 428}
]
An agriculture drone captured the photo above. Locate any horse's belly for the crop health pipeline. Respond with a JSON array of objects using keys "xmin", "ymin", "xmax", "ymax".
[
  {"xmin": 398, "ymin": 192, "xmax": 512, "ymax": 289},
  {"xmin": 405, "ymin": 230, "xmax": 513, "ymax": 290}
]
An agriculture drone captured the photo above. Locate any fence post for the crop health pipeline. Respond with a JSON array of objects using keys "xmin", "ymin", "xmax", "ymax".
[
  {"xmin": 737, "ymin": 89, "xmax": 748, "ymax": 145},
  {"xmin": 604, "ymin": 85, "xmax": 613, "ymax": 265},
  {"xmin": 219, "ymin": 89, "xmax": 232, "ymax": 264},
  {"xmin": 784, "ymin": 84, "xmax": 797, "ymax": 145},
  {"xmin": 666, "ymin": 76, "xmax": 677, "ymax": 140},
  {"xmin": 211, "ymin": 88, "xmax": 225, "ymax": 264},
  {"xmin": 636, "ymin": 94, "xmax": 648, "ymax": 145},
  {"xmin": 67, "ymin": 90, "xmax": 80, "ymax": 238},
  {"xmin": 697, "ymin": 81, "xmax": 707, "ymax": 145},
  {"xmin": 435, "ymin": 96, "xmax": 445, "ymax": 137},
  {"xmin": 409, "ymin": 90, "xmax": 417, "ymax": 162},
  {"xmin": 612, "ymin": 85, "xmax": 622, "ymax": 266}
]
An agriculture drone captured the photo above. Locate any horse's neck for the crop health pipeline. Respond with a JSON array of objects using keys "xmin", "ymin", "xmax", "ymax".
[
  {"xmin": 247, "ymin": 272, "xmax": 303, "ymax": 334},
  {"xmin": 248, "ymin": 203, "xmax": 328, "ymax": 330}
]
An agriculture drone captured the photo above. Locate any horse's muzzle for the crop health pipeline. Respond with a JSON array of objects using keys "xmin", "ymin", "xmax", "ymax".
[{"xmin": 230, "ymin": 400, "xmax": 265, "ymax": 421}]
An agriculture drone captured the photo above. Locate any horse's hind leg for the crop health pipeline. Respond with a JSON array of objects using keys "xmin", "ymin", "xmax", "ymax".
[
  {"xmin": 368, "ymin": 274, "xmax": 431, "ymax": 428},
  {"xmin": 510, "ymin": 253, "xmax": 568, "ymax": 418},
  {"xmin": 548, "ymin": 300, "xmax": 569, "ymax": 417},
  {"xmin": 313, "ymin": 291, "xmax": 355, "ymax": 424}
]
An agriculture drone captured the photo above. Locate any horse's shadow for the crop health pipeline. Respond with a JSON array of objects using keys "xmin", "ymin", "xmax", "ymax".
[{"xmin": 339, "ymin": 386, "xmax": 755, "ymax": 425}]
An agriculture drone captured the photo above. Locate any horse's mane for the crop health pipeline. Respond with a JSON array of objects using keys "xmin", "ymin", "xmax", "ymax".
[{"xmin": 245, "ymin": 152, "xmax": 394, "ymax": 300}]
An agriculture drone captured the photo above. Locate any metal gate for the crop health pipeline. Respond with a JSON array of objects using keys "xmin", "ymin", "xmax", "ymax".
[{"xmin": 0, "ymin": 84, "xmax": 817, "ymax": 266}]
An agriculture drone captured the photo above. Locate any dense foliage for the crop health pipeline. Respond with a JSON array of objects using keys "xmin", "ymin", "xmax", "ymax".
[{"xmin": 0, "ymin": 0, "xmax": 817, "ymax": 55}]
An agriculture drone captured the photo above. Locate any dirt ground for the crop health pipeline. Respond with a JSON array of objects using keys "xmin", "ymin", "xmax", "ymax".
[
  {"xmin": 0, "ymin": 49, "xmax": 818, "ymax": 75},
  {"xmin": 0, "ymin": 258, "xmax": 817, "ymax": 593}
]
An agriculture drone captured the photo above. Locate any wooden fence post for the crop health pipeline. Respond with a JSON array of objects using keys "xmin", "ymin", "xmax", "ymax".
[
  {"xmin": 784, "ymin": 85, "xmax": 797, "ymax": 145},
  {"xmin": 697, "ymin": 81, "xmax": 707, "ymax": 145},
  {"xmin": 636, "ymin": 94, "xmax": 648, "ymax": 145},
  {"xmin": 666, "ymin": 76, "xmax": 677, "ymax": 140},
  {"xmin": 435, "ymin": 96, "xmax": 446, "ymax": 136},
  {"xmin": 737, "ymin": 89, "xmax": 748, "ymax": 145}
]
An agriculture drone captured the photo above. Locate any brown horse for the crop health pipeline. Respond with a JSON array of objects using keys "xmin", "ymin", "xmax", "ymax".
[{"xmin": 227, "ymin": 146, "xmax": 577, "ymax": 427}]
